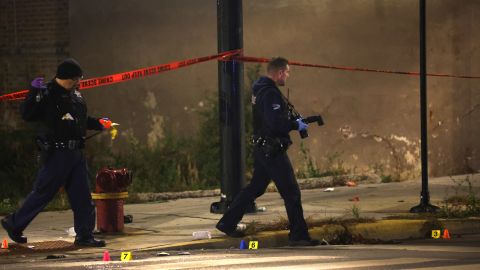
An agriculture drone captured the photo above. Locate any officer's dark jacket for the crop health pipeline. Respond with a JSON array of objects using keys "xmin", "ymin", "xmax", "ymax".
[
  {"xmin": 21, "ymin": 79, "xmax": 103, "ymax": 142},
  {"xmin": 252, "ymin": 76, "xmax": 298, "ymax": 143}
]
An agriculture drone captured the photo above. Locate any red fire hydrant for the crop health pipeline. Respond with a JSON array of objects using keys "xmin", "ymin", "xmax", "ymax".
[{"xmin": 91, "ymin": 168, "xmax": 132, "ymax": 233}]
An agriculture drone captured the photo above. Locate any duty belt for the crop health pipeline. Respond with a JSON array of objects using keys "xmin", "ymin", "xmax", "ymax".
[
  {"xmin": 52, "ymin": 140, "xmax": 84, "ymax": 150},
  {"xmin": 252, "ymin": 135, "xmax": 287, "ymax": 150}
]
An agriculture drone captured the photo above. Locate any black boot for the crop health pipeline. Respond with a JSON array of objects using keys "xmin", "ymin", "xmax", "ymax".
[
  {"xmin": 74, "ymin": 236, "xmax": 106, "ymax": 247},
  {"xmin": 1, "ymin": 216, "xmax": 27, "ymax": 244},
  {"xmin": 216, "ymin": 222, "xmax": 245, "ymax": 238}
]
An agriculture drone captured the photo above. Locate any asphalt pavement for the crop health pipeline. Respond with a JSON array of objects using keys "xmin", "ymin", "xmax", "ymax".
[{"xmin": 3, "ymin": 235, "xmax": 480, "ymax": 269}]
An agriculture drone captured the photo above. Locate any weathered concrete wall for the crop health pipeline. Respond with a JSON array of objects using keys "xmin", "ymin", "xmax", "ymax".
[
  {"xmin": 2, "ymin": 0, "xmax": 478, "ymax": 178},
  {"xmin": 241, "ymin": 0, "xmax": 480, "ymax": 178},
  {"xmin": 71, "ymin": 0, "xmax": 480, "ymax": 178},
  {"xmin": 426, "ymin": 1, "xmax": 480, "ymax": 176},
  {"xmin": 69, "ymin": 0, "xmax": 218, "ymax": 148}
]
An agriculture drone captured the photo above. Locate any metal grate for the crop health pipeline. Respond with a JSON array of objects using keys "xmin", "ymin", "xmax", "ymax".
[{"xmin": 0, "ymin": 240, "xmax": 78, "ymax": 255}]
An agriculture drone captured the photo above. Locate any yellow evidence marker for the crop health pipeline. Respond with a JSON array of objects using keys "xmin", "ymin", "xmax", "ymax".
[
  {"xmin": 248, "ymin": 241, "xmax": 259, "ymax": 249},
  {"xmin": 431, "ymin": 230, "xmax": 441, "ymax": 239},
  {"xmin": 121, "ymin": 252, "xmax": 132, "ymax": 261}
]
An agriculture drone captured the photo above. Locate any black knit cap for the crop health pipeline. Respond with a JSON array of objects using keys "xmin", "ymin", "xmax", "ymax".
[{"xmin": 56, "ymin": 58, "xmax": 83, "ymax": 79}]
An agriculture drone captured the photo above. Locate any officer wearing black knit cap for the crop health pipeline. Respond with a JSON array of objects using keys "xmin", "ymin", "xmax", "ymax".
[
  {"xmin": 1, "ymin": 58, "xmax": 110, "ymax": 247},
  {"xmin": 56, "ymin": 58, "xmax": 83, "ymax": 79}
]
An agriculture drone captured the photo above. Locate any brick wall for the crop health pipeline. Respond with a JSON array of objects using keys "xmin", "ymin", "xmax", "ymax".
[{"xmin": 0, "ymin": 0, "xmax": 69, "ymax": 127}]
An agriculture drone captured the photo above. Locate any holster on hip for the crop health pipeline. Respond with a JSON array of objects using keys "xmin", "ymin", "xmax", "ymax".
[{"xmin": 35, "ymin": 136, "xmax": 52, "ymax": 165}]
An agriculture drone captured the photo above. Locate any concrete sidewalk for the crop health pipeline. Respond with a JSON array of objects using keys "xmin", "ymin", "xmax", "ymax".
[{"xmin": 1, "ymin": 174, "xmax": 479, "ymax": 256}]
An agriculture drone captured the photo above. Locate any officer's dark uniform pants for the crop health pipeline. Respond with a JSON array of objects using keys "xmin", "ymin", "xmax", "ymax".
[
  {"xmin": 5, "ymin": 149, "xmax": 95, "ymax": 239},
  {"xmin": 218, "ymin": 147, "xmax": 310, "ymax": 241}
]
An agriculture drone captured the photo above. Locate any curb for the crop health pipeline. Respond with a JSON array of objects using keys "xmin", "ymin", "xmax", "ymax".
[
  {"xmin": 347, "ymin": 218, "xmax": 480, "ymax": 241},
  {"xmin": 148, "ymin": 218, "xmax": 480, "ymax": 251},
  {"xmin": 130, "ymin": 174, "xmax": 380, "ymax": 202}
]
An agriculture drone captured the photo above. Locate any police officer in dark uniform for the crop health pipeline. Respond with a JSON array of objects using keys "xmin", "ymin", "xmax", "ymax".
[
  {"xmin": 1, "ymin": 59, "xmax": 107, "ymax": 247},
  {"xmin": 216, "ymin": 57, "xmax": 319, "ymax": 246}
]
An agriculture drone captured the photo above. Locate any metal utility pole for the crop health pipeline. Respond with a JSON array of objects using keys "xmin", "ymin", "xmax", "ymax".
[
  {"xmin": 410, "ymin": 0, "xmax": 439, "ymax": 213},
  {"xmin": 211, "ymin": 0, "xmax": 247, "ymax": 214}
]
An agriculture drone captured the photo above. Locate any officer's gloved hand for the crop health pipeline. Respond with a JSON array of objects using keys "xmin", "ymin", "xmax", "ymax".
[
  {"xmin": 296, "ymin": 118, "xmax": 308, "ymax": 131},
  {"xmin": 99, "ymin": 117, "xmax": 112, "ymax": 129},
  {"xmin": 31, "ymin": 77, "xmax": 47, "ymax": 90}
]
